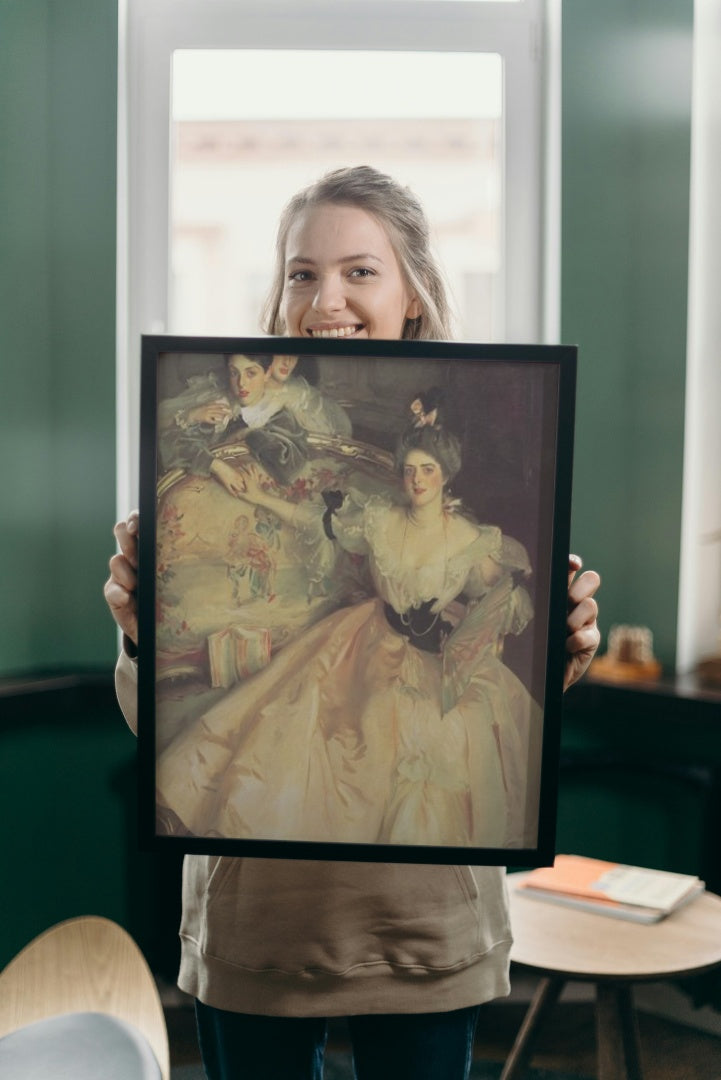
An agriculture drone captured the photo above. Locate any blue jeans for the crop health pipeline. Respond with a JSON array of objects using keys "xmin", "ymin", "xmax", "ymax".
[{"xmin": 195, "ymin": 1000, "xmax": 481, "ymax": 1080}]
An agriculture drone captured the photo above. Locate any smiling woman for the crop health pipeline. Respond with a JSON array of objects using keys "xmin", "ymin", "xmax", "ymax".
[
  {"xmin": 263, "ymin": 166, "xmax": 451, "ymax": 341},
  {"xmin": 107, "ymin": 154, "xmax": 598, "ymax": 1080},
  {"xmin": 282, "ymin": 204, "xmax": 421, "ymax": 340}
]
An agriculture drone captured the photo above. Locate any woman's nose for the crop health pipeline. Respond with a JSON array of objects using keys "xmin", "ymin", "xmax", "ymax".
[{"xmin": 312, "ymin": 274, "xmax": 345, "ymax": 314}]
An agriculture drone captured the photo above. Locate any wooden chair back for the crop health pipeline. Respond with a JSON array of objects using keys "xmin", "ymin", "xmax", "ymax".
[{"xmin": 0, "ymin": 915, "xmax": 169, "ymax": 1080}]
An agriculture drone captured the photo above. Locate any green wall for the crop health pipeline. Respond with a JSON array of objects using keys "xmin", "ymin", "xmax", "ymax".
[
  {"xmin": 0, "ymin": 2, "xmax": 693, "ymax": 676},
  {"xmin": 0, "ymin": 0, "xmax": 118, "ymax": 675},
  {"xmin": 562, "ymin": 0, "xmax": 693, "ymax": 669},
  {"xmin": 0, "ymin": 0, "xmax": 132, "ymax": 966},
  {"xmin": 0, "ymin": 682, "xmax": 183, "ymax": 973},
  {"xmin": 0, "ymin": 0, "xmax": 698, "ymax": 967}
]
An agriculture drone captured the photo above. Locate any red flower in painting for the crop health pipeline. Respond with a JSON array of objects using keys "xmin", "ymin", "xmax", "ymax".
[
  {"xmin": 157, "ymin": 501, "xmax": 185, "ymax": 573},
  {"xmin": 287, "ymin": 477, "xmax": 311, "ymax": 500},
  {"xmin": 160, "ymin": 502, "xmax": 184, "ymax": 533}
]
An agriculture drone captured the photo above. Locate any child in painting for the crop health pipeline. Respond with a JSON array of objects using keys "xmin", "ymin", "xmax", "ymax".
[
  {"xmin": 155, "ymin": 395, "xmax": 540, "ymax": 850},
  {"xmin": 159, "ymin": 351, "xmax": 352, "ymax": 490},
  {"xmin": 158, "ymin": 352, "xmax": 309, "ymax": 488},
  {"xmin": 267, "ymin": 353, "xmax": 353, "ymax": 437}
]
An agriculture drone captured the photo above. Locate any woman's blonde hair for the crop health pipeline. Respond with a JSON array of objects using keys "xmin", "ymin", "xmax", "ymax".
[{"xmin": 262, "ymin": 165, "xmax": 454, "ymax": 341}]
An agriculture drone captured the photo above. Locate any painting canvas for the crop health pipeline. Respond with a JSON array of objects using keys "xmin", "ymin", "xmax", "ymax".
[{"xmin": 138, "ymin": 336, "xmax": 576, "ymax": 865}]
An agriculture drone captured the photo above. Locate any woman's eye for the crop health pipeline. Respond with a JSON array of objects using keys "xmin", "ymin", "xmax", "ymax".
[
  {"xmin": 288, "ymin": 269, "xmax": 313, "ymax": 283},
  {"xmin": 349, "ymin": 267, "xmax": 374, "ymax": 279}
]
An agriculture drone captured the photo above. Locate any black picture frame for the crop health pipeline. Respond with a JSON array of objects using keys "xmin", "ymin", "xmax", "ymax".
[{"xmin": 138, "ymin": 335, "xmax": 576, "ymax": 866}]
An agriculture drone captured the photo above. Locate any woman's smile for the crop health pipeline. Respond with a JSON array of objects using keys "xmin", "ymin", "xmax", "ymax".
[{"xmin": 307, "ymin": 323, "xmax": 363, "ymax": 339}]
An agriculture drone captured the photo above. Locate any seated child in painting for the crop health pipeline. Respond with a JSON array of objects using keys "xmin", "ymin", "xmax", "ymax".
[
  {"xmin": 266, "ymin": 353, "xmax": 353, "ymax": 437},
  {"xmin": 159, "ymin": 351, "xmax": 351, "ymax": 490}
]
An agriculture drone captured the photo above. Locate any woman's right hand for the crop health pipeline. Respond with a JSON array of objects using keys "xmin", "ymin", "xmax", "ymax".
[
  {"xmin": 187, "ymin": 400, "xmax": 232, "ymax": 426},
  {"xmin": 104, "ymin": 510, "xmax": 139, "ymax": 646}
]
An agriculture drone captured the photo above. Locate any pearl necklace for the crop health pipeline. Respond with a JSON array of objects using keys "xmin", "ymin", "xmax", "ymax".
[{"xmin": 398, "ymin": 507, "xmax": 448, "ymax": 633}]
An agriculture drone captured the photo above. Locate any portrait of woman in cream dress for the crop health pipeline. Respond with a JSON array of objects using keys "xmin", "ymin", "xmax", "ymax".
[{"xmin": 156, "ymin": 401, "xmax": 542, "ymax": 851}]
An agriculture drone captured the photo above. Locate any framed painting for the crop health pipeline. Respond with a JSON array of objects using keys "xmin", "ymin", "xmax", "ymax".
[{"xmin": 137, "ymin": 335, "xmax": 576, "ymax": 865}]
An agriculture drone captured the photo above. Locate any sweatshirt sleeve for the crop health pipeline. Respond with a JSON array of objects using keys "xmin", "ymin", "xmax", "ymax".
[{"xmin": 115, "ymin": 648, "xmax": 139, "ymax": 736}]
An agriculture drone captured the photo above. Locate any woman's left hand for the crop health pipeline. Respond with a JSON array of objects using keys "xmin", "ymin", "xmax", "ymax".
[
  {"xmin": 564, "ymin": 554, "xmax": 601, "ymax": 691},
  {"xmin": 236, "ymin": 464, "xmax": 266, "ymax": 505}
]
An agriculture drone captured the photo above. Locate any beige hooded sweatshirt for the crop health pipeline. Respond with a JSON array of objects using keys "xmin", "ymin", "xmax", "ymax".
[{"xmin": 116, "ymin": 650, "xmax": 512, "ymax": 1016}]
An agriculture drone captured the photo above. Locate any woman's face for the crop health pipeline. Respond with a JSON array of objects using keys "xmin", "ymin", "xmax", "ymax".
[
  {"xmin": 403, "ymin": 449, "xmax": 445, "ymax": 508},
  {"xmin": 227, "ymin": 355, "xmax": 269, "ymax": 407},
  {"xmin": 281, "ymin": 203, "xmax": 421, "ymax": 341},
  {"xmin": 269, "ymin": 354, "xmax": 298, "ymax": 384}
]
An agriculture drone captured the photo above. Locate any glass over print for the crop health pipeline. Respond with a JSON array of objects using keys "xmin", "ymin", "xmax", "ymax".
[{"xmin": 138, "ymin": 336, "xmax": 576, "ymax": 865}]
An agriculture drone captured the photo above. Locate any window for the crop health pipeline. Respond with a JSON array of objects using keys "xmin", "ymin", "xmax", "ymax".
[
  {"xmin": 169, "ymin": 49, "xmax": 504, "ymax": 341},
  {"xmin": 117, "ymin": 0, "xmax": 557, "ymax": 508}
]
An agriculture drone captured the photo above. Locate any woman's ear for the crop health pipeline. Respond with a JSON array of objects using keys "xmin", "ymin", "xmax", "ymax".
[{"xmin": 406, "ymin": 296, "xmax": 423, "ymax": 320}]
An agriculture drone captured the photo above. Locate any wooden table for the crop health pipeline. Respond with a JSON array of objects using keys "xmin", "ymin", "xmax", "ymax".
[{"xmin": 503, "ymin": 873, "xmax": 721, "ymax": 1080}]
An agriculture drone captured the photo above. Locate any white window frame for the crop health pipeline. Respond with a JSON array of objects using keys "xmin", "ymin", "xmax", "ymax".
[
  {"xmin": 676, "ymin": 0, "xmax": 721, "ymax": 674},
  {"xmin": 116, "ymin": 0, "xmax": 559, "ymax": 511}
]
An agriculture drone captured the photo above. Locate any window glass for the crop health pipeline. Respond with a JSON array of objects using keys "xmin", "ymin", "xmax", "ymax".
[
  {"xmin": 119, "ymin": 0, "xmax": 549, "ymax": 509},
  {"xmin": 170, "ymin": 49, "xmax": 503, "ymax": 340}
]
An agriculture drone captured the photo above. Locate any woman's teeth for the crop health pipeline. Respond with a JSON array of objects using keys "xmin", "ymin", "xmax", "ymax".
[{"xmin": 310, "ymin": 325, "xmax": 360, "ymax": 338}]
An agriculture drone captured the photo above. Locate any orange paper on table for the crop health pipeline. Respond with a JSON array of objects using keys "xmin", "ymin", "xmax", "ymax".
[{"xmin": 518, "ymin": 854, "xmax": 703, "ymax": 921}]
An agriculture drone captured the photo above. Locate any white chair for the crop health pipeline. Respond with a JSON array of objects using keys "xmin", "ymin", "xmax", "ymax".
[{"xmin": 0, "ymin": 915, "xmax": 170, "ymax": 1079}]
